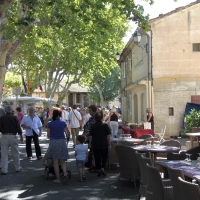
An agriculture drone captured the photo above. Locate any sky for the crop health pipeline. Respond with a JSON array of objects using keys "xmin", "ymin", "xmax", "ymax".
[{"xmin": 123, "ymin": 0, "xmax": 196, "ymax": 42}]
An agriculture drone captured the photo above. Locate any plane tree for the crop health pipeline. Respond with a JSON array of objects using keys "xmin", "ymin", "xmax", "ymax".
[
  {"xmin": 82, "ymin": 66, "xmax": 121, "ymax": 106},
  {"xmin": 0, "ymin": 0, "xmax": 153, "ymax": 103},
  {"xmin": 10, "ymin": 0, "xmax": 129, "ymax": 104}
]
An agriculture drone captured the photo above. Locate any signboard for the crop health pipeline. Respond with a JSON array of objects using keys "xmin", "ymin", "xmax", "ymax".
[{"xmin": 12, "ymin": 87, "xmax": 21, "ymax": 95}]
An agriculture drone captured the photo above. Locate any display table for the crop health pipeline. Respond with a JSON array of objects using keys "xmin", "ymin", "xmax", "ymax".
[
  {"xmin": 130, "ymin": 129, "xmax": 154, "ymax": 138},
  {"xmin": 122, "ymin": 126, "xmax": 131, "ymax": 134},
  {"xmin": 112, "ymin": 138, "xmax": 143, "ymax": 144},
  {"xmin": 156, "ymin": 160, "xmax": 200, "ymax": 183},
  {"xmin": 132, "ymin": 145, "xmax": 179, "ymax": 166}
]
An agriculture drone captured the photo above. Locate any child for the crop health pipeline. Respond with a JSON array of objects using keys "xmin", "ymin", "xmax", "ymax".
[{"xmin": 74, "ymin": 135, "xmax": 88, "ymax": 182}]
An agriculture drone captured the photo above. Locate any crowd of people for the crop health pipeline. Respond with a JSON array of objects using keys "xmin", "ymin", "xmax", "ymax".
[{"xmin": 0, "ymin": 103, "xmax": 122, "ymax": 183}]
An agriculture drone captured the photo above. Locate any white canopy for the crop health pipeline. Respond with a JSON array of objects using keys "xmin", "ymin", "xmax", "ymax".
[{"xmin": 3, "ymin": 96, "xmax": 56, "ymax": 103}]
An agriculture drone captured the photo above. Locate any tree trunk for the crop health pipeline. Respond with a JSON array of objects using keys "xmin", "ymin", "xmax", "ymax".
[
  {"xmin": 0, "ymin": 43, "xmax": 11, "ymax": 102},
  {"xmin": 0, "ymin": 66, "xmax": 7, "ymax": 102},
  {"xmin": 0, "ymin": 0, "xmax": 14, "ymax": 89},
  {"xmin": 0, "ymin": 39, "xmax": 21, "ymax": 103}
]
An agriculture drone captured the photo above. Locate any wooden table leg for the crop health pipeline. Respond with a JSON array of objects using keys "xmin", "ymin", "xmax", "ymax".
[
  {"xmin": 197, "ymin": 137, "xmax": 200, "ymax": 146},
  {"xmin": 190, "ymin": 136, "xmax": 194, "ymax": 148},
  {"xmin": 149, "ymin": 152, "xmax": 154, "ymax": 166},
  {"xmin": 153, "ymin": 152, "xmax": 158, "ymax": 167}
]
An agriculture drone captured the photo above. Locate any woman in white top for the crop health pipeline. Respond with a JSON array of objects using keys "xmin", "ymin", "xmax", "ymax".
[
  {"xmin": 82, "ymin": 109, "xmax": 91, "ymax": 128},
  {"xmin": 108, "ymin": 108, "xmax": 119, "ymax": 138}
]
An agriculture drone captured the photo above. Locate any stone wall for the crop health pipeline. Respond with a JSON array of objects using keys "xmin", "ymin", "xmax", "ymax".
[
  {"xmin": 150, "ymin": 4, "xmax": 200, "ymax": 136},
  {"xmin": 153, "ymin": 79, "xmax": 200, "ymax": 136}
]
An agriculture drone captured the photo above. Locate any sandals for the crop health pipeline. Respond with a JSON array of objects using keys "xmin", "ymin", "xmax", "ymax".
[
  {"xmin": 63, "ymin": 170, "xmax": 72, "ymax": 182},
  {"xmin": 77, "ymin": 175, "xmax": 85, "ymax": 182},
  {"xmin": 63, "ymin": 174, "xmax": 68, "ymax": 181},
  {"xmin": 97, "ymin": 170, "xmax": 106, "ymax": 177}
]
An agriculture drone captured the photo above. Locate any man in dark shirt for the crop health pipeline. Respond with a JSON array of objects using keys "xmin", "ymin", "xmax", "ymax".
[
  {"xmin": 0, "ymin": 107, "xmax": 5, "ymax": 117},
  {"xmin": 0, "ymin": 106, "xmax": 23, "ymax": 175},
  {"xmin": 0, "ymin": 106, "xmax": 5, "ymax": 169}
]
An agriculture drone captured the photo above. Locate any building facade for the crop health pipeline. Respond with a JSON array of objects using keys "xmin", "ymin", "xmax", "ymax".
[
  {"xmin": 119, "ymin": 1, "xmax": 200, "ymax": 136},
  {"xmin": 33, "ymin": 83, "xmax": 92, "ymax": 108}
]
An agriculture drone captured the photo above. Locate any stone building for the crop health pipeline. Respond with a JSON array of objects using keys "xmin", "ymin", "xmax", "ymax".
[
  {"xmin": 118, "ymin": 1, "xmax": 200, "ymax": 136},
  {"xmin": 33, "ymin": 83, "xmax": 92, "ymax": 108}
]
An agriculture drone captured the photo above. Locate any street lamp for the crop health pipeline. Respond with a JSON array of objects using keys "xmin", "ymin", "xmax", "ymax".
[
  {"xmin": 116, "ymin": 52, "xmax": 121, "ymax": 61},
  {"xmin": 132, "ymin": 28, "xmax": 141, "ymax": 44},
  {"xmin": 132, "ymin": 27, "xmax": 151, "ymax": 81},
  {"xmin": 132, "ymin": 27, "xmax": 152, "ymax": 109}
]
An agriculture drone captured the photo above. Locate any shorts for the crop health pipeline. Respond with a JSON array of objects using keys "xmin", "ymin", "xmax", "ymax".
[{"xmin": 76, "ymin": 160, "xmax": 85, "ymax": 168}]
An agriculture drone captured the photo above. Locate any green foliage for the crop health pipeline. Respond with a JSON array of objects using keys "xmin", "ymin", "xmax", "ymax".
[
  {"xmin": 0, "ymin": 0, "xmax": 155, "ymax": 103},
  {"xmin": 88, "ymin": 87, "xmax": 101, "ymax": 103},
  {"xmin": 87, "ymin": 66, "xmax": 121, "ymax": 104},
  {"xmin": 5, "ymin": 72, "xmax": 22, "ymax": 88},
  {"xmin": 10, "ymin": 0, "xmax": 131, "ymax": 101},
  {"xmin": 4, "ymin": 72, "xmax": 22, "ymax": 97},
  {"xmin": 184, "ymin": 109, "xmax": 200, "ymax": 133}
]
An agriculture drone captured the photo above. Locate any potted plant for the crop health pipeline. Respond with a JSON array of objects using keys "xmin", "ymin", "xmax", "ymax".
[{"xmin": 184, "ymin": 109, "xmax": 200, "ymax": 133}]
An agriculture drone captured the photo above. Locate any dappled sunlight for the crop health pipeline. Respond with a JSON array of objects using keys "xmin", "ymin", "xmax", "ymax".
[
  {"xmin": 18, "ymin": 143, "xmax": 26, "ymax": 147},
  {"xmin": 73, "ymin": 188, "xmax": 93, "ymax": 191},
  {"xmin": 67, "ymin": 159, "xmax": 76, "ymax": 164},
  {"xmin": 39, "ymin": 144, "xmax": 47, "ymax": 147},
  {"xmin": 80, "ymin": 197, "xmax": 101, "ymax": 200},
  {"xmin": 26, "ymin": 167, "xmax": 44, "ymax": 171},
  {"xmin": 0, "ymin": 189, "xmax": 27, "ymax": 200},
  {"xmin": 18, "ymin": 191, "xmax": 60, "ymax": 199},
  {"xmin": 0, "ymin": 128, "xmax": 140, "ymax": 200},
  {"xmin": 69, "ymin": 151, "xmax": 75, "ymax": 156}
]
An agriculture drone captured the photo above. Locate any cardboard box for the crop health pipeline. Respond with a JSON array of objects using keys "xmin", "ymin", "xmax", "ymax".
[{"xmin": 143, "ymin": 122, "xmax": 151, "ymax": 130}]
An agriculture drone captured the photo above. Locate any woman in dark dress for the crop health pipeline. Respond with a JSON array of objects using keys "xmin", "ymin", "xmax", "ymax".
[
  {"xmin": 146, "ymin": 108, "xmax": 154, "ymax": 131},
  {"xmin": 89, "ymin": 111, "xmax": 111, "ymax": 176}
]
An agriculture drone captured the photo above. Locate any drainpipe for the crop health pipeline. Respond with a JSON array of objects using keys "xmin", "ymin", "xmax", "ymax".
[
  {"xmin": 139, "ymin": 30, "xmax": 152, "ymax": 109},
  {"xmin": 147, "ymin": 31, "xmax": 152, "ymax": 110}
]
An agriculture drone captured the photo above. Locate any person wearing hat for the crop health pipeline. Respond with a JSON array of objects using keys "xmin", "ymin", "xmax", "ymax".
[
  {"xmin": 61, "ymin": 105, "xmax": 69, "ymax": 121},
  {"xmin": 0, "ymin": 105, "xmax": 23, "ymax": 174}
]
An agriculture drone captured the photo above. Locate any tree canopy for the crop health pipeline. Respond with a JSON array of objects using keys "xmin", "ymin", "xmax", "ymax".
[
  {"xmin": 85, "ymin": 66, "xmax": 121, "ymax": 106},
  {"xmin": 0, "ymin": 0, "xmax": 154, "ymax": 104}
]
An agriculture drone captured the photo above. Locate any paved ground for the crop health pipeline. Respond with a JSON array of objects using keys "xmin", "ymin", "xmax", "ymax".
[
  {"xmin": 0, "ymin": 128, "xmax": 189, "ymax": 200},
  {"xmin": 0, "ymin": 129, "xmax": 142, "ymax": 200}
]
